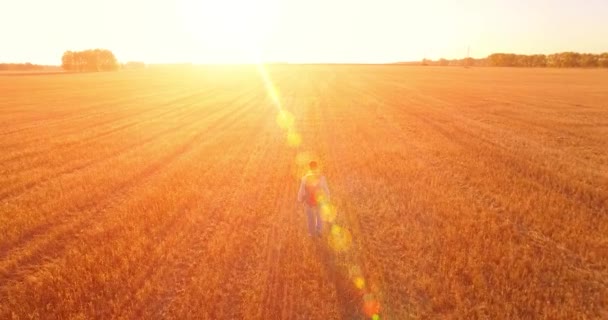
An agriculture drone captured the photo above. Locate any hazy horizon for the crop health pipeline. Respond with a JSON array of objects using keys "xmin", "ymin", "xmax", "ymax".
[{"xmin": 2, "ymin": 0, "xmax": 608, "ymax": 65}]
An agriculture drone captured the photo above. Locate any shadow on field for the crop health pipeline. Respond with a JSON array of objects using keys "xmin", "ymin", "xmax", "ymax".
[{"xmin": 313, "ymin": 240, "xmax": 364, "ymax": 320}]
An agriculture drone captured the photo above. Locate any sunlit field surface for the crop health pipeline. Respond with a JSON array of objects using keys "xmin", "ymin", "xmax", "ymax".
[{"xmin": 1, "ymin": 66, "xmax": 607, "ymax": 319}]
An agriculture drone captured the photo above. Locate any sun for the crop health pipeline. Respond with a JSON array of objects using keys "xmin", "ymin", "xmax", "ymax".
[{"xmin": 176, "ymin": 0, "xmax": 277, "ymax": 62}]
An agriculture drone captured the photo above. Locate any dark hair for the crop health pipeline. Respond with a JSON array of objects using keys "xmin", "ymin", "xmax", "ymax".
[{"xmin": 309, "ymin": 161, "xmax": 318, "ymax": 170}]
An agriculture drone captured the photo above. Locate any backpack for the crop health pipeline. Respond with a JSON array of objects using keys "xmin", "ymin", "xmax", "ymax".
[{"xmin": 304, "ymin": 174, "xmax": 323, "ymax": 206}]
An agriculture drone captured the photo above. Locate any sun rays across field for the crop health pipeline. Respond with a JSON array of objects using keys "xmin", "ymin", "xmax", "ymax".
[
  {"xmin": 254, "ymin": 63, "xmax": 382, "ymax": 319},
  {"xmin": 256, "ymin": 63, "xmax": 302, "ymax": 148}
]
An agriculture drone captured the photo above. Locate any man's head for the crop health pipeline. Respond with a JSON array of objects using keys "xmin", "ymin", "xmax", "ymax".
[{"xmin": 309, "ymin": 161, "xmax": 318, "ymax": 171}]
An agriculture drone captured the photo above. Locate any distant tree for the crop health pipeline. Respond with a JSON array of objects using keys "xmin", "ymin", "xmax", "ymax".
[
  {"xmin": 546, "ymin": 52, "xmax": 581, "ymax": 68},
  {"xmin": 579, "ymin": 53, "xmax": 598, "ymax": 67},
  {"xmin": 462, "ymin": 57, "xmax": 473, "ymax": 67},
  {"xmin": 61, "ymin": 49, "xmax": 119, "ymax": 72},
  {"xmin": 0, "ymin": 63, "xmax": 44, "ymax": 71},
  {"xmin": 530, "ymin": 54, "xmax": 547, "ymax": 67},
  {"xmin": 400, "ymin": 52, "xmax": 606, "ymax": 69},
  {"xmin": 61, "ymin": 51, "xmax": 74, "ymax": 70},
  {"xmin": 546, "ymin": 53, "xmax": 560, "ymax": 67},
  {"xmin": 488, "ymin": 54, "xmax": 500, "ymax": 66},
  {"xmin": 491, "ymin": 53, "xmax": 505, "ymax": 66},
  {"xmin": 599, "ymin": 53, "xmax": 608, "ymax": 68},
  {"xmin": 561, "ymin": 52, "xmax": 581, "ymax": 67},
  {"xmin": 515, "ymin": 54, "xmax": 529, "ymax": 67},
  {"xmin": 488, "ymin": 53, "xmax": 547, "ymax": 67}
]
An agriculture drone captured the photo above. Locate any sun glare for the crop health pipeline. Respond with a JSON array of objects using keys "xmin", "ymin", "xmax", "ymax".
[{"xmin": 176, "ymin": 0, "xmax": 278, "ymax": 63}]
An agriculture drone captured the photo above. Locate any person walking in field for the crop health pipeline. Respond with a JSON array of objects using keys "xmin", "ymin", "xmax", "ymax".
[{"xmin": 297, "ymin": 161, "xmax": 330, "ymax": 237}]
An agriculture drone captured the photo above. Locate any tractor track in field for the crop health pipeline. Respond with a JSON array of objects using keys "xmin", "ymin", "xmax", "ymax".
[
  {"xmin": 0, "ymin": 89, "xmax": 254, "ymax": 202},
  {"xmin": 0, "ymin": 92, "xmax": 263, "ymax": 286},
  {"xmin": 421, "ymin": 113, "xmax": 607, "ymax": 274},
  {"xmin": 0, "ymin": 79, "xmax": 219, "ymax": 130},
  {"xmin": 117, "ymin": 147, "xmax": 257, "ymax": 318},
  {"xmin": 258, "ymin": 173, "xmax": 289, "ymax": 319},
  {"xmin": 215, "ymin": 128, "xmax": 289, "ymax": 319},
  {"xmin": 366, "ymin": 79, "xmax": 608, "ymax": 284},
  {"xmin": 127, "ymin": 80, "xmax": 306, "ymax": 319},
  {"xmin": 0, "ymin": 91, "xmax": 192, "ymax": 162},
  {"xmin": 128, "ymin": 105, "xmax": 282, "ymax": 319},
  {"xmin": 320, "ymin": 80, "xmax": 390, "ymax": 319},
  {"xmin": 0, "ymin": 87, "xmax": 223, "ymax": 170},
  {"xmin": 0, "ymin": 90, "xmax": 175, "ymax": 138},
  {"xmin": 361, "ymin": 77, "xmax": 607, "ymax": 216},
  {"xmin": 411, "ymin": 107, "xmax": 606, "ymax": 215},
  {"xmin": 122, "ymin": 97, "xmax": 276, "ymax": 319},
  {"xmin": 377, "ymin": 90, "xmax": 608, "ymax": 295},
  {"xmin": 310, "ymin": 78, "xmax": 354, "ymax": 312},
  {"xmin": 0, "ymin": 86, "xmax": 260, "ymax": 238},
  {"xmin": 0, "ymin": 109, "xmax": 198, "ymax": 200}
]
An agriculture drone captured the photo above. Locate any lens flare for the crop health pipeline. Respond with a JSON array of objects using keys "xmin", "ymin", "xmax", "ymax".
[
  {"xmin": 268, "ymin": 85, "xmax": 281, "ymax": 106},
  {"xmin": 329, "ymin": 224, "xmax": 353, "ymax": 252},
  {"xmin": 254, "ymin": 62, "xmax": 382, "ymax": 320},
  {"xmin": 354, "ymin": 276, "xmax": 366, "ymax": 289},
  {"xmin": 363, "ymin": 294, "xmax": 381, "ymax": 318},
  {"xmin": 257, "ymin": 64, "xmax": 302, "ymax": 148},
  {"xmin": 276, "ymin": 110, "xmax": 295, "ymax": 129},
  {"xmin": 287, "ymin": 130, "xmax": 301, "ymax": 147},
  {"xmin": 320, "ymin": 203, "xmax": 337, "ymax": 223},
  {"xmin": 315, "ymin": 194, "xmax": 328, "ymax": 204},
  {"xmin": 256, "ymin": 63, "xmax": 282, "ymax": 109}
]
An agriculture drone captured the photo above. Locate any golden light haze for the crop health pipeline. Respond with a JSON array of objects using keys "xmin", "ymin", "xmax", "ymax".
[{"xmin": 1, "ymin": 0, "xmax": 607, "ymax": 64}]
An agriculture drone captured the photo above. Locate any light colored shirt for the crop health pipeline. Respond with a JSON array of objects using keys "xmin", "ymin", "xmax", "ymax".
[{"xmin": 297, "ymin": 172, "xmax": 330, "ymax": 204}]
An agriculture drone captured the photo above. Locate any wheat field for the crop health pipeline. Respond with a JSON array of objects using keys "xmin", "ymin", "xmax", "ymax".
[{"xmin": 1, "ymin": 66, "xmax": 607, "ymax": 319}]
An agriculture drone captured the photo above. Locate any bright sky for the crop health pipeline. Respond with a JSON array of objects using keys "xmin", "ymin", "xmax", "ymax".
[{"xmin": 1, "ymin": 0, "xmax": 607, "ymax": 64}]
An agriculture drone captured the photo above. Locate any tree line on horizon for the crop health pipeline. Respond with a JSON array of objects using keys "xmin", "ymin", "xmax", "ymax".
[
  {"xmin": 420, "ymin": 52, "xmax": 608, "ymax": 68},
  {"xmin": 0, "ymin": 63, "xmax": 47, "ymax": 71},
  {"xmin": 4, "ymin": 50, "xmax": 608, "ymax": 71},
  {"xmin": 61, "ymin": 49, "xmax": 120, "ymax": 72}
]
